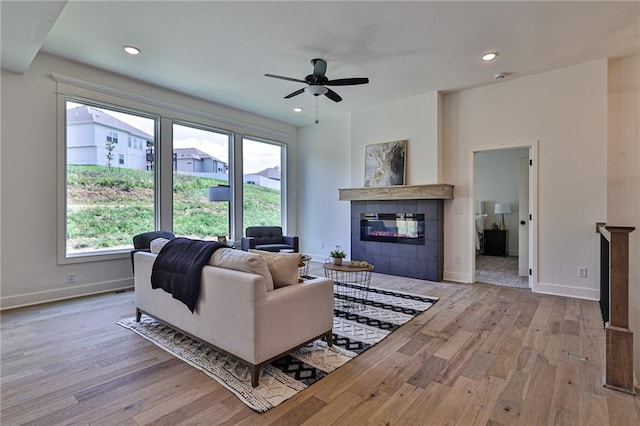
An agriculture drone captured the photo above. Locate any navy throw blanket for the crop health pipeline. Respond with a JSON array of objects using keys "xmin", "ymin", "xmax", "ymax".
[{"xmin": 151, "ymin": 238, "xmax": 226, "ymax": 313}]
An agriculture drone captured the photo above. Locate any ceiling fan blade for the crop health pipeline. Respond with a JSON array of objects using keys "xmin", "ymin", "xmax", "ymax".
[
  {"xmin": 312, "ymin": 58, "xmax": 327, "ymax": 78},
  {"xmin": 324, "ymin": 88, "xmax": 343, "ymax": 103},
  {"xmin": 265, "ymin": 73, "xmax": 308, "ymax": 84},
  {"xmin": 284, "ymin": 88, "xmax": 305, "ymax": 99},
  {"xmin": 325, "ymin": 77, "xmax": 369, "ymax": 86}
]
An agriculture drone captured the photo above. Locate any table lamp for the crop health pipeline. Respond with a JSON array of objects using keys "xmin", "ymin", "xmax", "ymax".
[{"xmin": 494, "ymin": 203, "xmax": 511, "ymax": 230}]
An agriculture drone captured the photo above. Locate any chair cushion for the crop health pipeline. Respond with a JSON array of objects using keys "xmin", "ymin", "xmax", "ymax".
[
  {"xmin": 250, "ymin": 249, "xmax": 302, "ymax": 288},
  {"xmin": 210, "ymin": 248, "xmax": 274, "ymax": 291},
  {"xmin": 254, "ymin": 243, "xmax": 294, "ymax": 252}
]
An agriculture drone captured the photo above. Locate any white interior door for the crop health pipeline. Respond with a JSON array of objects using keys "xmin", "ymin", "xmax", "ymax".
[{"xmin": 518, "ymin": 156, "xmax": 529, "ymax": 277}]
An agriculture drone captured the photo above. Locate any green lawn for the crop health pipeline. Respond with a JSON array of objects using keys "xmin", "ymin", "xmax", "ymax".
[{"xmin": 66, "ymin": 165, "xmax": 280, "ymax": 252}]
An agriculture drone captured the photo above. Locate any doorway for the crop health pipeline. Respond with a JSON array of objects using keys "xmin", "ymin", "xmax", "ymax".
[{"xmin": 472, "ymin": 143, "xmax": 537, "ymax": 289}]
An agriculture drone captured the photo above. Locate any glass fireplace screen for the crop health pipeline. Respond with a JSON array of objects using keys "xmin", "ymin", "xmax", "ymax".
[{"xmin": 360, "ymin": 213, "xmax": 425, "ymax": 245}]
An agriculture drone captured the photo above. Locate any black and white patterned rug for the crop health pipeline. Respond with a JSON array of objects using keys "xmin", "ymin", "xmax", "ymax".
[{"xmin": 116, "ymin": 282, "xmax": 437, "ymax": 412}]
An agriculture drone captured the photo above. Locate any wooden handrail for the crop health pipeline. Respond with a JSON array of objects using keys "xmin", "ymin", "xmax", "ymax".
[{"xmin": 596, "ymin": 222, "xmax": 635, "ymax": 395}]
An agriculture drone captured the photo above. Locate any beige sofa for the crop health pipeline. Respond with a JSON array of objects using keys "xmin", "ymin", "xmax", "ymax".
[{"xmin": 133, "ymin": 249, "xmax": 334, "ymax": 387}]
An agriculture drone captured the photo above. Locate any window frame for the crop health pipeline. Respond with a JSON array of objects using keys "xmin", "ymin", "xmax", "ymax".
[
  {"xmin": 241, "ymin": 135, "xmax": 288, "ymax": 231},
  {"xmin": 171, "ymin": 120, "xmax": 234, "ymax": 241},
  {"xmin": 59, "ymin": 95, "xmax": 160, "ymax": 263}
]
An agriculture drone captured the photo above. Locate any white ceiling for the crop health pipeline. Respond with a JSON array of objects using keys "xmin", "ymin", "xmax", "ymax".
[{"xmin": 2, "ymin": 1, "xmax": 639, "ymax": 128}]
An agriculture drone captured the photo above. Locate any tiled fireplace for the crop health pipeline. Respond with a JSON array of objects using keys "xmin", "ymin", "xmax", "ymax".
[{"xmin": 350, "ymin": 199, "xmax": 444, "ymax": 281}]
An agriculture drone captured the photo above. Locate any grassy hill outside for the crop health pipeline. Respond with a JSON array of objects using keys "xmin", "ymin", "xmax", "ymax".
[{"xmin": 66, "ymin": 165, "xmax": 280, "ymax": 253}]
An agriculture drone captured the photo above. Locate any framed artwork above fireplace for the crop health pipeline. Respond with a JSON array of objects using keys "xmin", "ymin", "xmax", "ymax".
[{"xmin": 364, "ymin": 140, "xmax": 407, "ymax": 187}]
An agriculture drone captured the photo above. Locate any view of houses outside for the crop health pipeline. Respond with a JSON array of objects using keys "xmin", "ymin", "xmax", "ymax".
[{"xmin": 65, "ymin": 101, "xmax": 282, "ymax": 254}]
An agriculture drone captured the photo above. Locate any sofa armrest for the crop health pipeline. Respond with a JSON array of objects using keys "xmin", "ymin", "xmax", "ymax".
[
  {"xmin": 241, "ymin": 236, "xmax": 256, "ymax": 251},
  {"xmin": 283, "ymin": 235, "xmax": 299, "ymax": 252},
  {"xmin": 255, "ymin": 277, "xmax": 333, "ymax": 360},
  {"xmin": 130, "ymin": 248, "xmax": 151, "ymax": 273}
]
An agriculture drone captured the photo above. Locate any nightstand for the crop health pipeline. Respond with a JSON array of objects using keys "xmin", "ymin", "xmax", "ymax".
[{"xmin": 483, "ymin": 229, "xmax": 508, "ymax": 256}]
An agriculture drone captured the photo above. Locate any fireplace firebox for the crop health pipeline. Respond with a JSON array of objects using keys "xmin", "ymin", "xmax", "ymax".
[{"xmin": 360, "ymin": 213, "xmax": 425, "ymax": 245}]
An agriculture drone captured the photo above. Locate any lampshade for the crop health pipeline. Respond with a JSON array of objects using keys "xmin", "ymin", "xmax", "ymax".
[
  {"xmin": 208, "ymin": 185, "xmax": 231, "ymax": 202},
  {"xmin": 494, "ymin": 203, "xmax": 511, "ymax": 214}
]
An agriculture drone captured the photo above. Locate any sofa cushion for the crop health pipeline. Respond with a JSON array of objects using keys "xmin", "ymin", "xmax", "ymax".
[
  {"xmin": 210, "ymin": 248, "xmax": 274, "ymax": 291},
  {"xmin": 250, "ymin": 249, "xmax": 302, "ymax": 288},
  {"xmin": 150, "ymin": 237, "xmax": 171, "ymax": 254}
]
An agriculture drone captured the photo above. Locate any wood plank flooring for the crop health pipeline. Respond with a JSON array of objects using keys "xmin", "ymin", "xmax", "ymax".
[{"xmin": 2, "ymin": 263, "xmax": 638, "ymax": 425}]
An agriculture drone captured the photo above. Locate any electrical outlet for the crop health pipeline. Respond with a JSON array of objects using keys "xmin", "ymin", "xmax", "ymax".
[
  {"xmin": 455, "ymin": 255, "xmax": 461, "ymax": 264},
  {"xmin": 578, "ymin": 267, "xmax": 587, "ymax": 278},
  {"xmin": 66, "ymin": 272, "xmax": 76, "ymax": 283}
]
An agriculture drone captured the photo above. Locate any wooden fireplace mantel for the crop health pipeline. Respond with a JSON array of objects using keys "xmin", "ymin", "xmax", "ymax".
[{"xmin": 338, "ymin": 184, "xmax": 454, "ymax": 201}]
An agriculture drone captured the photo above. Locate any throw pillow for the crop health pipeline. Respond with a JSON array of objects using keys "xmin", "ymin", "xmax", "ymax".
[
  {"xmin": 149, "ymin": 237, "xmax": 171, "ymax": 254},
  {"xmin": 250, "ymin": 250, "xmax": 302, "ymax": 288},
  {"xmin": 210, "ymin": 248, "xmax": 274, "ymax": 291}
]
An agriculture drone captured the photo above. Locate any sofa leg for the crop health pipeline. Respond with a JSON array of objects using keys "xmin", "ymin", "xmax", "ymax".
[
  {"xmin": 251, "ymin": 365, "xmax": 260, "ymax": 387},
  {"xmin": 326, "ymin": 330, "xmax": 333, "ymax": 347},
  {"xmin": 136, "ymin": 308, "xmax": 142, "ymax": 322}
]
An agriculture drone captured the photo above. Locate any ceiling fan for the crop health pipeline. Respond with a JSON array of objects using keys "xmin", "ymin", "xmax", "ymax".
[{"xmin": 265, "ymin": 58, "xmax": 369, "ymax": 103}]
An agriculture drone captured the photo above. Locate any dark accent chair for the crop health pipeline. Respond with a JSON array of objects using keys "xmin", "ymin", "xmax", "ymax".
[
  {"xmin": 241, "ymin": 226, "xmax": 298, "ymax": 253},
  {"xmin": 130, "ymin": 230, "xmax": 176, "ymax": 272}
]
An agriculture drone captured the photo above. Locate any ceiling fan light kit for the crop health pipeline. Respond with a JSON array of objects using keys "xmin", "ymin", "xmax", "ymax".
[{"xmin": 305, "ymin": 85, "xmax": 328, "ymax": 96}]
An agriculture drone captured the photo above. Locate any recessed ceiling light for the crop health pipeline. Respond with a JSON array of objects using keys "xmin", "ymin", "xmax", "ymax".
[
  {"xmin": 123, "ymin": 45, "xmax": 140, "ymax": 55},
  {"xmin": 481, "ymin": 52, "xmax": 499, "ymax": 61},
  {"xmin": 293, "ymin": 107, "xmax": 303, "ymax": 113}
]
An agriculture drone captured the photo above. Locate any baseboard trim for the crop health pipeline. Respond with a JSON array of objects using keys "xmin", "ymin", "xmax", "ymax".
[
  {"xmin": 532, "ymin": 281, "xmax": 599, "ymax": 301},
  {"xmin": 1, "ymin": 278, "xmax": 134, "ymax": 311},
  {"xmin": 443, "ymin": 271, "xmax": 471, "ymax": 283}
]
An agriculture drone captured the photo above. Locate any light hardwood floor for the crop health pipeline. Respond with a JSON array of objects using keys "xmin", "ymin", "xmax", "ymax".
[{"xmin": 2, "ymin": 263, "xmax": 639, "ymax": 425}]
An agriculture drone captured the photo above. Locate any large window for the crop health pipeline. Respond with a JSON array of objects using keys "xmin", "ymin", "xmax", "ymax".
[
  {"xmin": 65, "ymin": 100, "xmax": 157, "ymax": 256},
  {"xmin": 172, "ymin": 123, "xmax": 231, "ymax": 239},
  {"xmin": 242, "ymin": 138, "xmax": 283, "ymax": 228},
  {"xmin": 57, "ymin": 76, "xmax": 292, "ymax": 262}
]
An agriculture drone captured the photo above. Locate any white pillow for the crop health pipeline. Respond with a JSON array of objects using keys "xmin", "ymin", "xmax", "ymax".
[
  {"xmin": 475, "ymin": 214, "xmax": 487, "ymax": 234},
  {"xmin": 149, "ymin": 237, "xmax": 171, "ymax": 254},
  {"xmin": 250, "ymin": 250, "xmax": 302, "ymax": 288},
  {"xmin": 210, "ymin": 248, "xmax": 274, "ymax": 291}
]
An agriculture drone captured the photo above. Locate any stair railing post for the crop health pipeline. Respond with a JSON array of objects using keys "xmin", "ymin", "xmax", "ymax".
[{"xmin": 599, "ymin": 225, "xmax": 635, "ymax": 395}]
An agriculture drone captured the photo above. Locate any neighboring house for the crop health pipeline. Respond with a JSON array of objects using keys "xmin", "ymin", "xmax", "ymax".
[
  {"xmin": 174, "ymin": 148, "xmax": 228, "ymax": 174},
  {"xmin": 67, "ymin": 107, "xmax": 230, "ymax": 176},
  {"xmin": 243, "ymin": 166, "xmax": 280, "ymax": 189},
  {"xmin": 66, "ymin": 105, "xmax": 153, "ymax": 170}
]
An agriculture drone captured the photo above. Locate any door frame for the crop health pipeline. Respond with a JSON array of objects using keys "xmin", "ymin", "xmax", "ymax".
[{"xmin": 469, "ymin": 140, "xmax": 538, "ymax": 288}]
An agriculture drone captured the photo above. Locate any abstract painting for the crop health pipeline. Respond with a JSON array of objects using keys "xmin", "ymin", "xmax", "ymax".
[{"xmin": 364, "ymin": 140, "xmax": 407, "ymax": 187}]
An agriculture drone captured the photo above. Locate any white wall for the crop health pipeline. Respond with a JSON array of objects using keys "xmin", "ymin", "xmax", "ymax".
[
  {"xmin": 0, "ymin": 53, "xmax": 296, "ymax": 309},
  {"xmin": 607, "ymin": 54, "xmax": 640, "ymax": 378},
  {"xmin": 297, "ymin": 114, "xmax": 352, "ymax": 260},
  {"xmin": 475, "ymin": 148, "xmax": 529, "ymax": 255},
  {"xmin": 442, "ymin": 59, "xmax": 608, "ymax": 299},
  {"xmin": 351, "ymin": 92, "xmax": 441, "ymax": 187}
]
